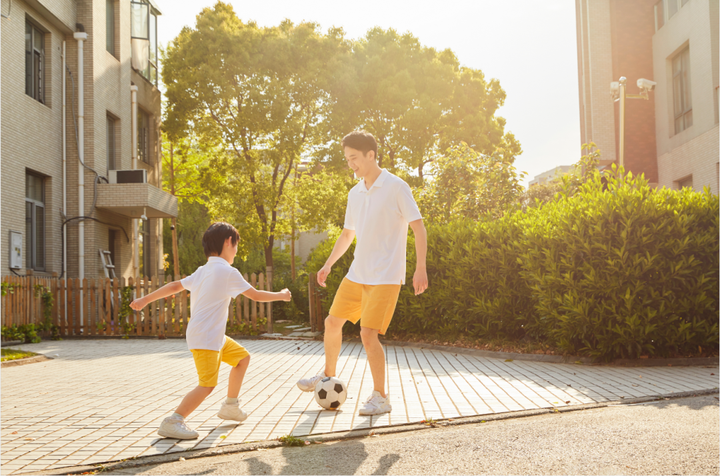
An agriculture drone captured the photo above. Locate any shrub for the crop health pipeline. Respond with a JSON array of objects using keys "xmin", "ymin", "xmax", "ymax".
[{"xmin": 307, "ymin": 168, "xmax": 719, "ymax": 360}]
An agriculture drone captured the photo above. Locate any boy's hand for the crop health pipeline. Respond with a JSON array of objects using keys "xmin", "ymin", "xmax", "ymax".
[
  {"xmin": 317, "ymin": 265, "xmax": 331, "ymax": 287},
  {"xmin": 413, "ymin": 266, "xmax": 428, "ymax": 295},
  {"xmin": 129, "ymin": 297, "xmax": 146, "ymax": 311},
  {"xmin": 279, "ymin": 288, "xmax": 292, "ymax": 302}
]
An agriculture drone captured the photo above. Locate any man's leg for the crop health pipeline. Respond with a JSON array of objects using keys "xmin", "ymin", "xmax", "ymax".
[
  {"xmin": 324, "ymin": 315, "xmax": 346, "ymax": 377},
  {"xmin": 360, "ymin": 327, "xmax": 386, "ymax": 397},
  {"xmin": 227, "ymin": 355, "xmax": 250, "ymax": 399}
]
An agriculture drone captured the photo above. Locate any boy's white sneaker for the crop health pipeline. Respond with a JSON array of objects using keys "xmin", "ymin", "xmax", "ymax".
[
  {"xmin": 217, "ymin": 400, "xmax": 248, "ymax": 422},
  {"xmin": 157, "ymin": 416, "xmax": 199, "ymax": 440},
  {"xmin": 359, "ymin": 391, "xmax": 392, "ymax": 415},
  {"xmin": 296, "ymin": 370, "xmax": 326, "ymax": 392}
]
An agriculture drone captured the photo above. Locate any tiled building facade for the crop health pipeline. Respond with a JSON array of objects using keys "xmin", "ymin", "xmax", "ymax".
[
  {"xmin": 575, "ymin": 0, "xmax": 719, "ymax": 192},
  {"xmin": 1, "ymin": 0, "xmax": 177, "ymax": 280}
]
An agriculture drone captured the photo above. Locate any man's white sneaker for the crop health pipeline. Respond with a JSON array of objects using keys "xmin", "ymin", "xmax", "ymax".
[
  {"xmin": 157, "ymin": 417, "xmax": 199, "ymax": 440},
  {"xmin": 217, "ymin": 400, "xmax": 248, "ymax": 422},
  {"xmin": 359, "ymin": 391, "xmax": 392, "ymax": 415},
  {"xmin": 296, "ymin": 371, "xmax": 326, "ymax": 392}
]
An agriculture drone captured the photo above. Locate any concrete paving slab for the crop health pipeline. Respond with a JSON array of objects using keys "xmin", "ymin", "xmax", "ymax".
[{"xmin": 1, "ymin": 339, "xmax": 717, "ymax": 475}]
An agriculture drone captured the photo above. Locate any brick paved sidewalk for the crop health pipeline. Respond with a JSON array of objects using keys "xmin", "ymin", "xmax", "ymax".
[{"xmin": 1, "ymin": 339, "xmax": 717, "ymax": 474}]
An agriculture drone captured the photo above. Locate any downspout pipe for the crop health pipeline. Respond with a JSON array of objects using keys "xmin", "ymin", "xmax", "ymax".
[
  {"xmin": 74, "ymin": 32, "xmax": 86, "ymax": 326},
  {"xmin": 131, "ymin": 85, "xmax": 139, "ymax": 278},
  {"xmin": 62, "ymin": 40, "xmax": 67, "ymax": 319}
]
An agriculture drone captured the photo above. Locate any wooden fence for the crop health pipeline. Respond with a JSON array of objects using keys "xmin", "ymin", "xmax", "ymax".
[
  {"xmin": 1, "ymin": 272, "xmax": 272, "ymax": 338},
  {"xmin": 307, "ymin": 272, "xmax": 324, "ymax": 333}
]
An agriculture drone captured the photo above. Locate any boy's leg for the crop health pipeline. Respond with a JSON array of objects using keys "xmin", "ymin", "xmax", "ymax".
[
  {"xmin": 360, "ymin": 327, "xmax": 386, "ymax": 397},
  {"xmin": 175, "ymin": 386, "xmax": 214, "ymax": 418},
  {"xmin": 227, "ymin": 355, "xmax": 250, "ymax": 399}
]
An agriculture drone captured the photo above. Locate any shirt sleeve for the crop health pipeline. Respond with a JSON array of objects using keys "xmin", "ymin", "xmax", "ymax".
[
  {"xmin": 397, "ymin": 181, "xmax": 423, "ymax": 223},
  {"xmin": 343, "ymin": 192, "xmax": 355, "ymax": 230},
  {"xmin": 227, "ymin": 269, "xmax": 252, "ymax": 297},
  {"xmin": 180, "ymin": 269, "xmax": 199, "ymax": 292}
]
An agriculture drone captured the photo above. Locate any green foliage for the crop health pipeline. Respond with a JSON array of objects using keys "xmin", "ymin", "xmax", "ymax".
[
  {"xmin": 417, "ymin": 143, "xmax": 525, "ymax": 224},
  {"xmin": 278, "ymin": 434, "xmax": 308, "ymax": 447},
  {"xmin": 308, "ymin": 169, "xmax": 719, "ymax": 360},
  {"xmin": 163, "ymin": 201, "xmax": 212, "ymax": 276},
  {"xmin": 1, "ymin": 324, "xmax": 41, "ymax": 344},
  {"xmin": 1, "ymin": 348, "xmax": 38, "ymax": 362},
  {"xmin": 118, "ymin": 286, "xmax": 137, "ymax": 336},
  {"xmin": 34, "ymin": 284, "xmax": 61, "ymax": 340}
]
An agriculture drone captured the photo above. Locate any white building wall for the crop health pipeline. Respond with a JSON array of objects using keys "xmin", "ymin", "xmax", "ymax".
[{"xmin": 652, "ymin": 0, "xmax": 719, "ymax": 192}]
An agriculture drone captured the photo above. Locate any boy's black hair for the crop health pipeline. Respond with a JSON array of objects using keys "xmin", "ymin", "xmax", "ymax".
[
  {"xmin": 341, "ymin": 130, "xmax": 378, "ymax": 160},
  {"xmin": 202, "ymin": 222, "xmax": 240, "ymax": 258}
]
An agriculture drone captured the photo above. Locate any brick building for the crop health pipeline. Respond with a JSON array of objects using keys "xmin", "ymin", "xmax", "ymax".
[
  {"xmin": 1, "ymin": 0, "xmax": 177, "ymax": 280},
  {"xmin": 575, "ymin": 0, "xmax": 719, "ymax": 192}
]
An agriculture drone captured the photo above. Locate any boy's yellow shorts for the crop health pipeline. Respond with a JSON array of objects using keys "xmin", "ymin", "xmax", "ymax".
[
  {"xmin": 191, "ymin": 336, "xmax": 249, "ymax": 387},
  {"xmin": 328, "ymin": 278, "xmax": 401, "ymax": 335}
]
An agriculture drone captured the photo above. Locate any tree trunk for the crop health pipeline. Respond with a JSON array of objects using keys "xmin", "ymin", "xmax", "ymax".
[
  {"xmin": 290, "ymin": 165, "xmax": 298, "ymax": 280},
  {"xmin": 169, "ymin": 144, "xmax": 180, "ymax": 277}
]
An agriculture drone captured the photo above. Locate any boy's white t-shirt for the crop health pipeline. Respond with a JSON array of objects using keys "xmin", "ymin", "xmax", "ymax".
[
  {"xmin": 180, "ymin": 257, "xmax": 252, "ymax": 351},
  {"xmin": 344, "ymin": 169, "xmax": 423, "ymax": 285}
]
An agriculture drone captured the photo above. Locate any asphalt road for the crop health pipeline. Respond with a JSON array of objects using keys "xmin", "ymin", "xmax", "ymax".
[{"xmin": 98, "ymin": 395, "xmax": 719, "ymax": 475}]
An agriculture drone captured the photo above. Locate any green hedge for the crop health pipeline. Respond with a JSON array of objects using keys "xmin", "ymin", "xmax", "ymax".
[{"xmin": 307, "ymin": 170, "xmax": 719, "ymax": 360}]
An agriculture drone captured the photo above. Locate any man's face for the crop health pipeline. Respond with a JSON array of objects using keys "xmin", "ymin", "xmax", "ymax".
[{"xmin": 344, "ymin": 146, "xmax": 375, "ymax": 178}]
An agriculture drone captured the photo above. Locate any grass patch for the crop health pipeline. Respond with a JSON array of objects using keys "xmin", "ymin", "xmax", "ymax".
[
  {"xmin": 278, "ymin": 434, "xmax": 309, "ymax": 447},
  {"xmin": 1, "ymin": 348, "xmax": 38, "ymax": 362}
]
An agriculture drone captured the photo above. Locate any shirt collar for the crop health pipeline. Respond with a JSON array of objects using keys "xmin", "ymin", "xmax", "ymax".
[
  {"xmin": 207, "ymin": 256, "xmax": 230, "ymax": 266},
  {"xmin": 359, "ymin": 169, "xmax": 388, "ymax": 193}
]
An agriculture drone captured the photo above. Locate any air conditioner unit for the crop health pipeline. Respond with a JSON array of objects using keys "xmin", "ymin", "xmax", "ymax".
[{"xmin": 109, "ymin": 169, "xmax": 147, "ymax": 184}]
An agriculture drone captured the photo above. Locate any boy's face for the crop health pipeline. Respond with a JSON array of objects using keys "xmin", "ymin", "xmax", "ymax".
[{"xmin": 344, "ymin": 146, "xmax": 375, "ymax": 179}]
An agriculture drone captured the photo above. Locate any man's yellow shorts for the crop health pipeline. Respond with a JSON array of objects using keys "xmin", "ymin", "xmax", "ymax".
[
  {"xmin": 191, "ymin": 336, "xmax": 250, "ymax": 387},
  {"xmin": 328, "ymin": 278, "xmax": 401, "ymax": 335}
]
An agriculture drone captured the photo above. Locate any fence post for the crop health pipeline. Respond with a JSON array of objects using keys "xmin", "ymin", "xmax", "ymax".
[
  {"xmin": 265, "ymin": 266, "xmax": 273, "ymax": 333},
  {"xmin": 308, "ymin": 272, "xmax": 316, "ymax": 332}
]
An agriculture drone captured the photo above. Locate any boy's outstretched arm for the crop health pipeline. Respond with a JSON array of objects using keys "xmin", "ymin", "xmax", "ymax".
[
  {"xmin": 410, "ymin": 219, "xmax": 428, "ymax": 295},
  {"xmin": 243, "ymin": 287, "xmax": 292, "ymax": 303},
  {"xmin": 130, "ymin": 281, "xmax": 185, "ymax": 311}
]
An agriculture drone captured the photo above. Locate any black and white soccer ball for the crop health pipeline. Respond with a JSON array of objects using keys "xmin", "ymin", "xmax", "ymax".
[{"xmin": 314, "ymin": 376, "xmax": 347, "ymax": 410}]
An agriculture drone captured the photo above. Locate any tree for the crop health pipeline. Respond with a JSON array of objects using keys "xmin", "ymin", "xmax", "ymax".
[
  {"xmin": 417, "ymin": 143, "xmax": 525, "ymax": 223},
  {"xmin": 163, "ymin": 2, "xmax": 347, "ymax": 270},
  {"xmin": 319, "ymin": 28, "xmax": 521, "ymax": 184}
]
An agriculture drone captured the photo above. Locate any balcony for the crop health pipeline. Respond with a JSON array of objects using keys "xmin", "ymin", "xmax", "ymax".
[{"xmin": 96, "ymin": 183, "xmax": 177, "ymax": 218}]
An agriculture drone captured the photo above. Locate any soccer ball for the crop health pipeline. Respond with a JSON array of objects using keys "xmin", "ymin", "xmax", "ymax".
[{"xmin": 314, "ymin": 377, "xmax": 347, "ymax": 410}]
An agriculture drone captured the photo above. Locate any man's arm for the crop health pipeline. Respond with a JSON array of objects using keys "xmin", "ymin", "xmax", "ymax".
[
  {"xmin": 409, "ymin": 219, "xmax": 428, "ymax": 295},
  {"xmin": 317, "ymin": 228, "xmax": 356, "ymax": 287},
  {"xmin": 130, "ymin": 281, "xmax": 185, "ymax": 310}
]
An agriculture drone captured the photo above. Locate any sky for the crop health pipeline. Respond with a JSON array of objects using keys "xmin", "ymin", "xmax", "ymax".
[{"xmin": 156, "ymin": 0, "xmax": 581, "ymax": 187}]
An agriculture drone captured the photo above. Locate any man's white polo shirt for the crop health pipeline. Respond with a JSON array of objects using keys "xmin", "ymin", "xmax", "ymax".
[
  {"xmin": 180, "ymin": 257, "xmax": 251, "ymax": 351},
  {"xmin": 344, "ymin": 169, "xmax": 423, "ymax": 285}
]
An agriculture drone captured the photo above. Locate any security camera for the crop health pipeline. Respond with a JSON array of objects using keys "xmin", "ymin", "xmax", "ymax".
[
  {"xmin": 637, "ymin": 78, "xmax": 657, "ymax": 91},
  {"xmin": 140, "ymin": 214, "xmax": 148, "ymax": 221}
]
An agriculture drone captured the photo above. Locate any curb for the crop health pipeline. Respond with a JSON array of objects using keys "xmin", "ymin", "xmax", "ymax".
[
  {"xmin": 17, "ymin": 388, "xmax": 719, "ymax": 476},
  {"xmin": 1, "ymin": 355, "xmax": 53, "ymax": 368}
]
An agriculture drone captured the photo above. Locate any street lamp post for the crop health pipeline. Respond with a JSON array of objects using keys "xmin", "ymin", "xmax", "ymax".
[{"xmin": 610, "ymin": 77, "xmax": 656, "ymax": 167}]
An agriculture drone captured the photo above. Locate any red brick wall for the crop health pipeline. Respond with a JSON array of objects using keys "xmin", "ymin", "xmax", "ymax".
[{"xmin": 609, "ymin": 0, "xmax": 659, "ymax": 183}]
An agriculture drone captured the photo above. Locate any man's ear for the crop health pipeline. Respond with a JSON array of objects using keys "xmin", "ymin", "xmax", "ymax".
[{"xmin": 367, "ymin": 150, "xmax": 376, "ymax": 161}]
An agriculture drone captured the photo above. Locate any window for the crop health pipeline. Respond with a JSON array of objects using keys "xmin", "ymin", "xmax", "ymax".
[
  {"xmin": 655, "ymin": 0, "xmax": 665, "ymax": 30},
  {"xmin": 25, "ymin": 20, "xmax": 44, "ymax": 103},
  {"xmin": 130, "ymin": 0, "xmax": 158, "ymax": 86},
  {"xmin": 137, "ymin": 109, "xmax": 149, "ymax": 164},
  {"xmin": 673, "ymin": 47, "xmax": 692, "ymax": 134},
  {"xmin": 107, "ymin": 115, "xmax": 117, "ymax": 172},
  {"xmin": 106, "ymin": 0, "xmax": 115, "ymax": 56},
  {"xmin": 677, "ymin": 175, "xmax": 693, "ymax": 189},
  {"xmin": 668, "ymin": 0, "xmax": 678, "ymax": 18},
  {"xmin": 25, "ymin": 173, "xmax": 45, "ymax": 271},
  {"xmin": 138, "ymin": 219, "xmax": 150, "ymax": 277}
]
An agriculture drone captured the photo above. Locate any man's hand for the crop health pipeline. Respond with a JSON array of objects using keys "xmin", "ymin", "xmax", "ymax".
[
  {"xmin": 317, "ymin": 264, "xmax": 332, "ymax": 288},
  {"xmin": 279, "ymin": 288, "xmax": 292, "ymax": 302},
  {"xmin": 413, "ymin": 266, "xmax": 428, "ymax": 295},
  {"xmin": 129, "ymin": 297, "xmax": 146, "ymax": 311}
]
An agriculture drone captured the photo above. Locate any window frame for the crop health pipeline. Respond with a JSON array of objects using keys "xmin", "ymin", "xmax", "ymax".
[
  {"xmin": 106, "ymin": 0, "xmax": 116, "ymax": 57},
  {"xmin": 25, "ymin": 19, "xmax": 45, "ymax": 104},
  {"xmin": 130, "ymin": 0, "xmax": 158, "ymax": 86},
  {"xmin": 107, "ymin": 114, "xmax": 117, "ymax": 173},
  {"xmin": 137, "ymin": 108, "xmax": 150, "ymax": 164},
  {"xmin": 672, "ymin": 46, "xmax": 693, "ymax": 135},
  {"xmin": 25, "ymin": 173, "xmax": 46, "ymax": 271}
]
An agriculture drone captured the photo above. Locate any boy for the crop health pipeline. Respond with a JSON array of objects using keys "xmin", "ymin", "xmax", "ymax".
[
  {"xmin": 296, "ymin": 130, "xmax": 428, "ymax": 415},
  {"xmin": 130, "ymin": 222, "xmax": 291, "ymax": 439}
]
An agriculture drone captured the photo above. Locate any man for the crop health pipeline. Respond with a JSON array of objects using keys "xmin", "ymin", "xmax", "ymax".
[{"xmin": 297, "ymin": 130, "xmax": 428, "ymax": 415}]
